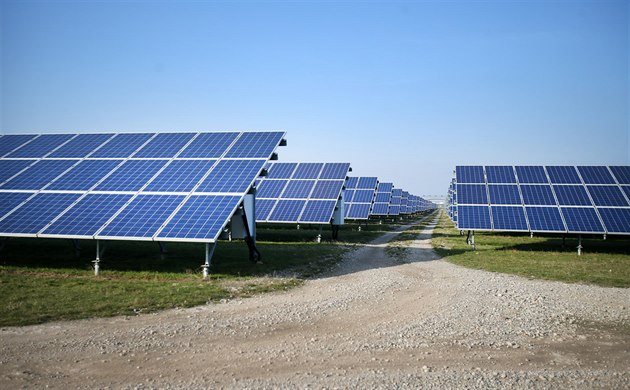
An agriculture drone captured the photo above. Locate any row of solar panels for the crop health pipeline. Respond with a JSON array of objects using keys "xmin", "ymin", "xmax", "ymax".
[{"xmin": 447, "ymin": 166, "xmax": 630, "ymax": 235}]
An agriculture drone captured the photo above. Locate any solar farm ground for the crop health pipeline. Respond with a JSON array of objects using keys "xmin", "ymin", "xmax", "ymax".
[{"xmin": 1, "ymin": 210, "xmax": 629, "ymax": 388}]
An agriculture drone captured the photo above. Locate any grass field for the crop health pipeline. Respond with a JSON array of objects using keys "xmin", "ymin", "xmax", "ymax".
[
  {"xmin": 432, "ymin": 212, "xmax": 630, "ymax": 288},
  {"xmin": 0, "ymin": 218, "xmax": 418, "ymax": 326}
]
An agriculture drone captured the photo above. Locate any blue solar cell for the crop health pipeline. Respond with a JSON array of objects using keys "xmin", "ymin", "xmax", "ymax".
[
  {"xmin": 1, "ymin": 160, "xmax": 77, "ymax": 190},
  {"xmin": 0, "ymin": 160, "xmax": 35, "ymax": 183},
  {"xmin": 47, "ymin": 160, "xmax": 121, "ymax": 191},
  {"xmin": 546, "ymin": 166, "xmax": 581, "ymax": 184},
  {"xmin": 560, "ymin": 207, "xmax": 605, "ymax": 233},
  {"xmin": 375, "ymin": 193, "xmax": 390, "ymax": 202},
  {"xmin": 377, "ymin": 182, "xmax": 393, "ymax": 192},
  {"xmin": 311, "ymin": 180, "xmax": 344, "ymax": 199},
  {"xmin": 6, "ymin": 134, "xmax": 75, "ymax": 158},
  {"xmin": 320, "ymin": 163, "xmax": 350, "ymax": 180},
  {"xmin": 134, "ymin": 133, "xmax": 195, "ymax": 158},
  {"xmin": 610, "ymin": 166, "xmax": 630, "ymax": 184},
  {"xmin": 225, "ymin": 132, "xmax": 284, "ymax": 158},
  {"xmin": 520, "ymin": 185, "xmax": 556, "ymax": 205},
  {"xmin": 388, "ymin": 205, "xmax": 400, "ymax": 215},
  {"xmin": 344, "ymin": 189, "xmax": 355, "ymax": 202},
  {"xmin": 157, "ymin": 195, "xmax": 241, "ymax": 240},
  {"xmin": 268, "ymin": 199, "xmax": 306, "ymax": 222},
  {"xmin": 456, "ymin": 166, "xmax": 485, "ymax": 183},
  {"xmin": 98, "ymin": 194, "xmax": 185, "ymax": 238},
  {"xmin": 390, "ymin": 196, "xmax": 402, "ymax": 205},
  {"xmin": 90, "ymin": 133, "xmax": 154, "ymax": 158},
  {"xmin": 515, "ymin": 166, "xmax": 548, "ymax": 184},
  {"xmin": 457, "ymin": 205, "xmax": 492, "ymax": 230},
  {"xmin": 486, "ymin": 166, "xmax": 516, "ymax": 183},
  {"xmin": 42, "ymin": 194, "xmax": 132, "ymax": 236},
  {"xmin": 300, "ymin": 200, "xmax": 337, "ymax": 223},
  {"xmin": 0, "ymin": 192, "xmax": 33, "ymax": 218},
  {"xmin": 255, "ymin": 199, "xmax": 277, "ymax": 221},
  {"xmin": 351, "ymin": 189, "xmax": 374, "ymax": 203},
  {"xmin": 586, "ymin": 185, "xmax": 629, "ymax": 206},
  {"xmin": 48, "ymin": 133, "xmax": 114, "ymax": 158},
  {"xmin": 457, "ymin": 184, "xmax": 488, "ymax": 204},
  {"xmin": 95, "ymin": 160, "xmax": 168, "ymax": 192},
  {"xmin": 525, "ymin": 206, "xmax": 566, "ymax": 232},
  {"xmin": 399, "ymin": 205, "xmax": 409, "ymax": 214},
  {"xmin": 491, "ymin": 206, "xmax": 528, "ymax": 231},
  {"xmin": 577, "ymin": 166, "xmax": 615, "ymax": 184},
  {"xmin": 347, "ymin": 203, "xmax": 371, "ymax": 219},
  {"xmin": 392, "ymin": 189, "xmax": 403, "ymax": 197},
  {"xmin": 621, "ymin": 186, "xmax": 630, "ymax": 200},
  {"xmin": 553, "ymin": 185, "xmax": 592, "ymax": 206},
  {"xmin": 0, "ymin": 135, "xmax": 37, "ymax": 157},
  {"xmin": 357, "ymin": 177, "xmax": 378, "ymax": 189},
  {"xmin": 488, "ymin": 184, "xmax": 521, "ymax": 205},
  {"xmin": 293, "ymin": 163, "xmax": 323, "ymax": 179},
  {"xmin": 178, "ymin": 132, "xmax": 239, "ymax": 158},
  {"xmin": 281, "ymin": 180, "xmax": 315, "ymax": 199},
  {"xmin": 257, "ymin": 179, "xmax": 288, "ymax": 198},
  {"xmin": 144, "ymin": 160, "xmax": 216, "ymax": 192},
  {"xmin": 196, "ymin": 159, "xmax": 266, "ymax": 193},
  {"xmin": 267, "ymin": 163, "xmax": 298, "ymax": 179},
  {"xmin": 0, "ymin": 193, "xmax": 80, "ymax": 234},
  {"xmin": 598, "ymin": 208, "xmax": 630, "ymax": 234},
  {"xmin": 371, "ymin": 203, "xmax": 389, "ymax": 215},
  {"xmin": 345, "ymin": 177, "xmax": 359, "ymax": 188}
]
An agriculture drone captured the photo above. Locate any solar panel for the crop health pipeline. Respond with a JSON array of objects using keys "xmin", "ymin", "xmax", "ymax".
[
  {"xmin": 0, "ymin": 134, "xmax": 38, "ymax": 157},
  {"xmin": 48, "ymin": 133, "xmax": 115, "ymax": 158},
  {"xmin": 0, "ymin": 131, "xmax": 286, "ymax": 243},
  {"xmin": 256, "ymin": 162, "xmax": 349, "ymax": 224},
  {"xmin": 94, "ymin": 160, "xmax": 168, "ymax": 192},
  {"xmin": 456, "ymin": 166, "xmax": 485, "ymax": 183},
  {"xmin": 90, "ymin": 133, "xmax": 154, "ymax": 158},
  {"xmin": 560, "ymin": 207, "xmax": 605, "ymax": 234},
  {"xmin": 598, "ymin": 208, "xmax": 630, "ymax": 234},
  {"xmin": 1, "ymin": 160, "xmax": 78, "ymax": 190},
  {"xmin": 47, "ymin": 160, "xmax": 122, "ymax": 191},
  {"xmin": 347, "ymin": 203, "xmax": 371, "ymax": 219},
  {"xmin": 0, "ymin": 160, "xmax": 36, "ymax": 183},
  {"xmin": 610, "ymin": 166, "xmax": 630, "ymax": 184},
  {"xmin": 553, "ymin": 185, "xmax": 592, "ymax": 206},
  {"xmin": 486, "ymin": 166, "xmax": 516, "ymax": 183},
  {"xmin": 454, "ymin": 165, "xmax": 630, "ymax": 235},
  {"xmin": 515, "ymin": 166, "xmax": 548, "ymax": 184},
  {"xmin": 577, "ymin": 166, "xmax": 616, "ymax": 184},
  {"xmin": 525, "ymin": 206, "xmax": 566, "ymax": 232},
  {"xmin": 0, "ymin": 193, "xmax": 81, "ymax": 235},
  {"xmin": 388, "ymin": 205, "xmax": 400, "ymax": 215},
  {"xmin": 41, "ymin": 194, "xmax": 133, "ymax": 237},
  {"xmin": 372, "ymin": 182, "xmax": 393, "ymax": 216},
  {"xmin": 156, "ymin": 195, "xmax": 242, "ymax": 241},
  {"xmin": 546, "ymin": 166, "xmax": 581, "ymax": 184},
  {"xmin": 371, "ymin": 203, "xmax": 389, "ymax": 215},
  {"xmin": 345, "ymin": 177, "xmax": 359, "ymax": 188},
  {"xmin": 491, "ymin": 206, "xmax": 528, "ymax": 231},
  {"xmin": 143, "ymin": 160, "xmax": 217, "ymax": 193},
  {"xmin": 5, "ymin": 134, "xmax": 75, "ymax": 158}
]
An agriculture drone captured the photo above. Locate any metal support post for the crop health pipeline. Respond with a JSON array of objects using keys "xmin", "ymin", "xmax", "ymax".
[
  {"xmin": 157, "ymin": 241, "xmax": 167, "ymax": 260},
  {"xmin": 202, "ymin": 242, "xmax": 217, "ymax": 279},
  {"xmin": 317, "ymin": 225, "xmax": 323, "ymax": 243},
  {"xmin": 93, "ymin": 240, "xmax": 101, "ymax": 276},
  {"xmin": 358, "ymin": 225, "xmax": 361, "ymax": 232},
  {"xmin": 471, "ymin": 231, "xmax": 476, "ymax": 251},
  {"xmin": 296, "ymin": 224, "xmax": 300, "ymax": 230},
  {"xmin": 577, "ymin": 235, "xmax": 582, "ymax": 256}
]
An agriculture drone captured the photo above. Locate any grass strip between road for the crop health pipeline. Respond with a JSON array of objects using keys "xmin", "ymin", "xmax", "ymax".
[{"xmin": 432, "ymin": 212, "xmax": 630, "ymax": 288}]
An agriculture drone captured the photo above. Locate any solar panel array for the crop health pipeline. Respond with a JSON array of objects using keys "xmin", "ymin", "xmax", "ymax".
[
  {"xmin": 0, "ymin": 132, "xmax": 285, "ymax": 243},
  {"xmin": 452, "ymin": 165, "xmax": 630, "ymax": 235},
  {"xmin": 372, "ymin": 182, "xmax": 393, "ymax": 215},
  {"xmin": 344, "ymin": 177, "xmax": 378, "ymax": 219},
  {"xmin": 255, "ymin": 162, "xmax": 350, "ymax": 224}
]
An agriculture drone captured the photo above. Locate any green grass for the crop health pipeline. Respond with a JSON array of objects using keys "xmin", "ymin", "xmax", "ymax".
[
  {"xmin": 0, "ymin": 221, "xmax": 403, "ymax": 326},
  {"xmin": 432, "ymin": 212, "xmax": 630, "ymax": 288},
  {"xmin": 386, "ymin": 212, "xmax": 436, "ymax": 261}
]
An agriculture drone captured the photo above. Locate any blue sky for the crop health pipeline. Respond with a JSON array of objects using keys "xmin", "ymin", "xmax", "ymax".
[{"xmin": 1, "ymin": 0, "xmax": 628, "ymax": 196}]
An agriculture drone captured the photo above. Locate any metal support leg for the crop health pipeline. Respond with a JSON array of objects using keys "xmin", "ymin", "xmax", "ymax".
[
  {"xmin": 358, "ymin": 225, "xmax": 362, "ymax": 232},
  {"xmin": 577, "ymin": 235, "xmax": 582, "ymax": 256},
  {"xmin": 93, "ymin": 240, "xmax": 101, "ymax": 276},
  {"xmin": 297, "ymin": 224, "xmax": 300, "ymax": 230},
  {"xmin": 471, "ymin": 231, "xmax": 476, "ymax": 251},
  {"xmin": 317, "ymin": 225, "xmax": 323, "ymax": 243},
  {"xmin": 158, "ymin": 241, "xmax": 167, "ymax": 260},
  {"xmin": 202, "ymin": 242, "xmax": 217, "ymax": 279}
]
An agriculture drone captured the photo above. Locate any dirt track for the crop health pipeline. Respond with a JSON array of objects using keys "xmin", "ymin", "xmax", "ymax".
[{"xmin": 1, "ymin": 214, "xmax": 629, "ymax": 389}]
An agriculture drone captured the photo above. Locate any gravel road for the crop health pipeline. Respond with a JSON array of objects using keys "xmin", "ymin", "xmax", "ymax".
[{"xmin": 1, "ymin": 213, "xmax": 629, "ymax": 389}]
